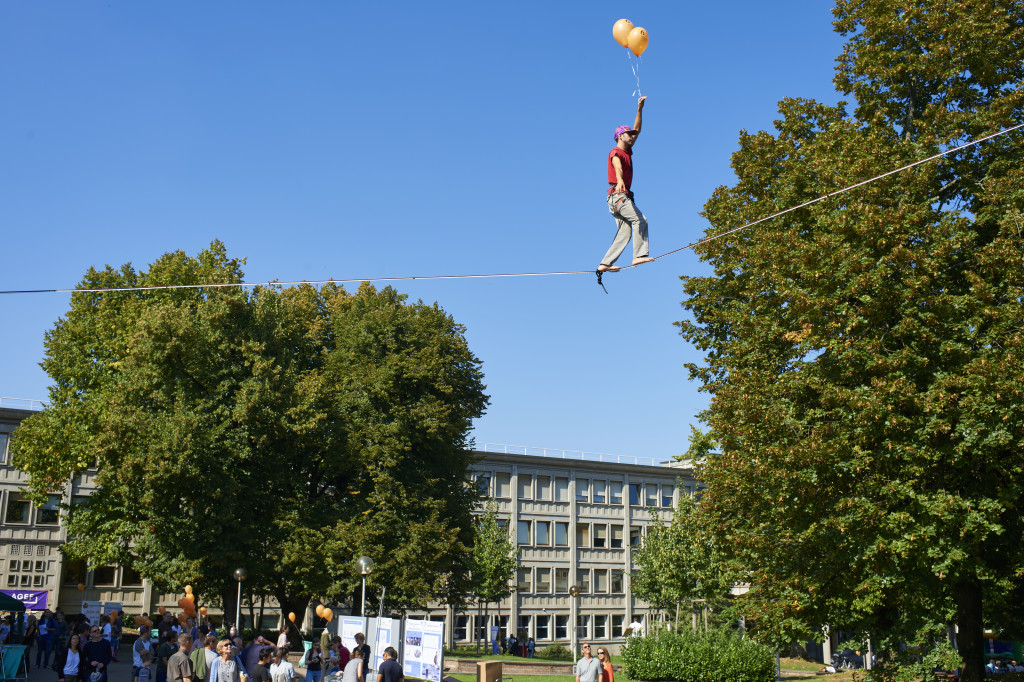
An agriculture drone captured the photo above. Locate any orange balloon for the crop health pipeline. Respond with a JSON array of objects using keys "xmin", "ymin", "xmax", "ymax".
[
  {"xmin": 627, "ymin": 27, "xmax": 648, "ymax": 57},
  {"xmin": 158, "ymin": 606, "xmax": 166, "ymax": 615},
  {"xmin": 315, "ymin": 605, "xmax": 325, "ymax": 618},
  {"xmin": 77, "ymin": 583, "xmax": 85, "ymax": 591},
  {"xmin": 185, "ymin": 594, "xmax": 194, "ymax": 603},
  {"xmin": 323, "ymin": 608, "xmax": 333, "ymax": 622},
  {"xmin": 288, "ymin": 612, "xmax": 296, "ymax": 623},
  {"xmin": 612, "ymin": 19, "xmax": 633, "ymax": 48},
  {"xmin": 199, "ymin": 607, "xmax": 208, "ymax": 616},
  {"xmin": 185, "ymin": 585, "xmax": 193, "ymax": 594}
]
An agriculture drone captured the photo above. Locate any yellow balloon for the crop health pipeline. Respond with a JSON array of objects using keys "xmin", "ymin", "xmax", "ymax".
[
  {"xmin": 315, "ymin": 605, "xmax": 325, "ymax": 618},
  {"xmin": 612, "ymin": 19, "xmax": 633, "ymax": 48},
  {"xmin": 288, "ymin": 612, "xmax": 296, "ymax": 623},
  {"xmin": 185, "ymin": 585, "xmax": 193, "ymax": 594},
  {"xmin": 627, "ymin": 27, "xmax": 649, "ymax": 57},
  {"xmin": 323, "ymin": 608, "xmax": 333, "ymax": 622}
]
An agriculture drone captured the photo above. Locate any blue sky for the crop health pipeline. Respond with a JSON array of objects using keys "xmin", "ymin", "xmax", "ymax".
[{"xmin": 0, "ymin": 1, "xmax": 847, "ymax": 460}]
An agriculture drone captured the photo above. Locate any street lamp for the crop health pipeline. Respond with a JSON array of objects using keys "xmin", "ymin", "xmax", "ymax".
[
  {"xmin": 356, "ymin": 556, "xmax": 374, "ymax": 616},
  {"xmin": 568, "ymin": 585, "xmax": 580, "ymax": 660},
  {"xmin": 234, "ymin": 568, "xmax": 247, "ymax": 630}
]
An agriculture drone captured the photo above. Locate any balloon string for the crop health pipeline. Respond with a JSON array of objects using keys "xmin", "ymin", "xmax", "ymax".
[{"xmin": 628, "ymin": 53, "xmax": 642, "ymax": 97}]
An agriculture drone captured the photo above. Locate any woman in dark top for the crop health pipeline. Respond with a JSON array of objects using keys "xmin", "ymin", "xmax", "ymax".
[{"xmin": 23, "ymin": 615, "xmax": 39, "ymax": 672}]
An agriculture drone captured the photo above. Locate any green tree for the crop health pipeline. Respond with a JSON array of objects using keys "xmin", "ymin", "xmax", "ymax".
[
  {"xmin": 678, "ymin": 2, "xmax": 1024, "ymax": 680},
  {"xmin": 469, "ymin": 501, "xmax": 517, "ymax": 651},
  {"xmin": 11, "ymin": 242, "xmax": 489, "ymax": 623}
]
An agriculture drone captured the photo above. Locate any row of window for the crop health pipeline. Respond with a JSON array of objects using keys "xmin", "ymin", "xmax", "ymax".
[
  {"xmin": 477, "ymin": 473, "xmax": 689, "ymax": 508},
  {"xmin": 515, "ymin": 566, "xmax": 625, "ymax": 595},
  {"xmin": 7, "ymin": 544, "xmax": 47, "ymax": 557},
  {"xmin": 5, "ymin": 493, "xmax": 61, "ymax": 526},
  {"xmin": 514, "ymin": 520, "xmax": 644, "ymax": 549},
  {"xmin": 450, "ymin": 614, "xmax": 631, "ymax": 641}
]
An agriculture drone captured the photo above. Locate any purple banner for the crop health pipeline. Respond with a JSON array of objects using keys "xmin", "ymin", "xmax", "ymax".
[{"xmin": 2, "ymin": 590, "xmax": 48, "ymax": 610}]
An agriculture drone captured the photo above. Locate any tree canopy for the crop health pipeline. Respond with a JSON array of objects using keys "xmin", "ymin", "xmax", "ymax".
[
  {"xmin": 678, "ymin": 2, "xmax": 1023, "ymax": 680},
  {"xmin": 12, "ymin": 241, "xmax": 489, "ymax": 622}
]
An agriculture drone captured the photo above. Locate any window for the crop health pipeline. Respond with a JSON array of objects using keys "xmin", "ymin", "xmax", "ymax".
[
  {"xmin": 19, "ymin": 575, "xmax": 29, "ymax": 587},
  {"xmin": 594, "ymin": 569, "xmax": 608, "ymax": 593},
  {"xmin": 576, "ymin": 523, "xmax": 590, "ymax": 547},
  {"xmin": 21, "ymin": 562, "xmax": 31, "ymax": 573},
  {"xmin": 517, "ymin": 474, "xmax": 533, "ymax": 500},
  {"xmin": 33, "ymin": 561, "xmax": 44, "ymax": 572},
  {"xmin": 517, "ymin": 568, "xmax": 532, "ymax": 593},
  {"xmin": 579, "ymin": 569, "xmax": 590, "ymax": 593},
  {"xmin": 536, "ymin": 615, "xmax": 550, "ymax": 640},
  {"xmin": 7, "ymin": 561, "xmax": 18, "ymax": 572},
  {"xmin": 593, "ymin": 480, "xmax": 606, "ymax": 504},
  {"xmin": 611, "ymin": 570, "xmax": 624, "ymax": 593},
  {"xmin": 684, "ymin": 481, "xmax": 696, "ymax": 497},
  {"xmin": 536, "ymin": 476, "xmax": 551, "ymax": 500},
  {"xmin": 517, "ymin": 520, "xmax": 532, "ymax": 545},
  {"xmin": 554, "ymin": 522, "xmax": 569, "ymax": 546},
  {"xmin": 38, "ymin": 496, "xmax": 61, "ymax": 525},
  {"xmin": 555, "ymin": 477, "xmax": 569, "ymax": 502},
  {"xmin": 32, "ymin": 575, "xmax": 43, "ymax": 587},
  {"xmin": 646, "ymin": 484, "xmax": 658, "ymax": 506},
  {"xmin": 495, "ymin": 473, "xmax": 511, "ymax": 498},
  {"xmin": 610, "ymin": 481, "xmax": 623, "ymax": 504},
  {"xmin": 22, "ymin": 545, "xmax": 32, "ymax": 556},
  {"xmin": 94, "ymin": 565, "xmax": 117, "ymax": 586},
  {"xmin": 518, "ymin": 615, "xmax": 531, "ymax": 638},
  {"xmin": 576, "ymin": 614, "xmax": 590, "ymax": 640},
  {"xmin": 555, "ymin": 568, "xmax": 569, "ymax": 593},
  {"xmin": 576, "ymin": 479, "xmax": 589, "ymax": 503},
  {"xmin": 8, "ymin": 546, "xmax": 18, "ymax": 556},
  {"xmin": 611, "ymin": 525, "xmax": 623, "ymax": 549},
  {"xmin": 0, "ymin": 434, "xmax": 8, "ymax": 463},
  {"xmin": 474, "ymin": 616, "xmax": 488, "ymax": 641},
  {"xmin": 36, "ymin": 546, "xmax": 45, "ymax": 556},
  {"xmin": 454, "ymin": 615, "xmax": 468, "ymax": 641},
  {"xmin": 536, "ymin": 568, "xmax": 551, "ymax": 593},
  {"xmin": 593, "ymin": 525, "xmax": 607, "ymax": 549},
  {"xmin": 662, "ymin": 484, "xmax": 674, "ymax": 507},
  {"xmin": 62, "ymin": 558, "xmax": 87, "ymax": 585},
  {"xmin": 629, "ymin": 483, "xmax": 642, "ymax": 506},
  {"xmin": 536, "ymin": 520, "xmax": 550, "ymax": 545},
  {"xmin": 5, "ymin": 495, "xmax": 31, "ymax": 524},
  {"xmin": 4, "ymin": 576, "xmax": 14, "ymax": 587},
  {"xmin": 612, "ymin": 615, "xmax": 624, "ymax": 637},
  {"xmin": 476, "ymin": 475, "xmax": 491, "ymax": 496},
  {"xmin": 630, "ymin": 526, "xmax": 643, "ymax": 547},
  {"xmin": 594, "ymin": 615, "xmax": 608, "ymax": 639},
  {"xmin": 122, "ymin": 563, "xmax": 144, "ymax": 586},
  {"xmin": 555, "ymin": 615, "xmax": 568, "ymax": 640}
]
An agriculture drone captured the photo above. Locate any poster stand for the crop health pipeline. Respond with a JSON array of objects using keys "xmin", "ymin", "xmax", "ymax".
[{"xmin": 0, "ymin": 644, "xmax": 27, "ymax": 681}]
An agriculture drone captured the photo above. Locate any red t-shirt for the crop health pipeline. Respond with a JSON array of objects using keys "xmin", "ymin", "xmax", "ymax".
[{"xmin": 608, "ymin": 147, "xmax": 633, "ymax": 189}]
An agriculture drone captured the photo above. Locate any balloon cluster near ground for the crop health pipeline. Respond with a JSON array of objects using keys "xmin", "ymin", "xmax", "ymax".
[{"xmin": 612, "ymin": 18, "xmax": 648, "ymax": 56}]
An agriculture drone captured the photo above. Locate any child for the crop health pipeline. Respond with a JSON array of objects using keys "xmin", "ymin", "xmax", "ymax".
[{"xmin": 135, "ymin": 650, "xmax": 155, "ymax": 682}]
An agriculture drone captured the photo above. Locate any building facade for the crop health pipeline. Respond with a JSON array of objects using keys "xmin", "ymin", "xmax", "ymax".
[{"xmin": 0, "ymin": 403, "xmax": 694, "ymax": 651}]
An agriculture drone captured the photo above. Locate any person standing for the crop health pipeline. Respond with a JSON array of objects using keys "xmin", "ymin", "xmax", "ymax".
[
  {"xmin": 353, "ymin": 634, "xmax": 370, "ymax": 682},
  {"xmin": 38, "ymin": 610, "xmax": 56, "ymax": 668},
  {"xmin": 209, "ymin": 640, "xmax": 246, "ymax": 682},
  {"xmin": 56, "ymin": 633, "xmax": 84, "ymax": 682},
  {"xmin": 575, "ymin": 643, "xmax": 602, "ymax": 682},
  {"xmin": 597, "ymin": 96, "xmax": 653, "ymax": 273},
  {"xmin": 375, "ymin": 648, "xmax": 402, "ymax": 682},
  {"xmin": 156, "ymin": 631, "xmax": 177, "ymax": 682},
  {"xmin": 167, "ymin": 634, "xmax": 194, "ymax": 682},
  {"xmin": 23, "ymin": 614, "xmax": 39, "ymax": 672},
  {"xmin": 83, "ymin": 624, "xmax": 113, "ymax": 682},
  {"xmin": 55, "ymin": 612, "xmax": 69, "ymax": 653},
  {"xmin": 596, "ymin": 647, "xmax": 614, "ymax": 682},
  {"xmin": 190, "ymin": 636, "xmax": 214, "ymax": 682},
  {"xmin": 526, "ymin": 638, "xmax": 535, "ymax": 659},
  {"xmin": 134, "ymin": 652, "xmax": 155, "ymax": 682},
  {"xmin": 275, "ymin": 626, "xmax": 288, "ymax": 651},
  {"xmin": 133, "ymin": 626, "xmax": 154, "ymax": 681},
  {"xmin": 303, "ymin": 642, "xmax": 323, "ymax": 682},
  {"xmin": 269, "ymin": 648, "xmax": 298, "ymax": 682},
  {"xmin": 341, "ymin": 647, "xmax": 363, "ymax": 682},
  {"xmin": 247, "ymin": 648, "xmax": 272, "ymax": 682}
]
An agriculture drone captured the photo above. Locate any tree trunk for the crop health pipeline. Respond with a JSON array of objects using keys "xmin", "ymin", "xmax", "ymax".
[
  {"xmin": 221, "ymin": 586, "xmax": 239, "ymax": 629},
  {"xmin": 956, "ymin": 577, "xmax": 985, "ymax": 682},
  {"xmin": 276, "ymin": 593, "xmax": 311, "ymax": 648}
]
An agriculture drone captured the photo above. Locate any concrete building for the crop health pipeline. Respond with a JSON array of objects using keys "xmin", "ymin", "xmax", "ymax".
[{"xmin": 0, "ymin": 401, "xmax": 696, "ymax": 651}]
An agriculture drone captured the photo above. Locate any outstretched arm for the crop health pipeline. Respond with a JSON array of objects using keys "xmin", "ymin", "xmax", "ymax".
[{"xmin": 633, "ymin": 96, "xmax": 647, "ymax": 138}]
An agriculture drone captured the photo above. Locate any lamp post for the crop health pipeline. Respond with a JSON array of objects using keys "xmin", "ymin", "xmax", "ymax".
[
  {"xmin": 356, "ymin": 556, "xmax": 374, "ymax": 616},
  {"xmin": 233, "ymin": 568, "xmax": 247, "ymax": 629},
  {"xmin": 568, "ymin": 585, "xmax": 580, "ymax": 660}
]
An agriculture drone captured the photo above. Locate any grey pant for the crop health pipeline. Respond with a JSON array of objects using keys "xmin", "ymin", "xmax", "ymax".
[{"xmin": 601, "ymin": 191, "xmax": 649, "ymax": 266}]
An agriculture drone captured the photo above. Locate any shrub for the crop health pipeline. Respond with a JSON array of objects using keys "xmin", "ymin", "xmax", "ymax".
[
  {"xmin": 538, "ymin": 644, "xmax": 574, "ymax": 660},
  {"xmin": 622, "ymin": 627, "xmax": 775, "ymax": 682}
]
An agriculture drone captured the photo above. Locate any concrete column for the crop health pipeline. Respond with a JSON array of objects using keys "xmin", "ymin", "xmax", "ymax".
[
  {"xmin": 509, "ymin": 464, "xmax": 518, "ymax": 643},
  {"xmin": 822, "ymin": 625, "xmax": 832, "ymax": 665}
]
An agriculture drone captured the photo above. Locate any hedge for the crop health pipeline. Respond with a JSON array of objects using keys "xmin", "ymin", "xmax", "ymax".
[{"xmin": 621, "ymin": 627, "xmax": 775, "ymax": 682}]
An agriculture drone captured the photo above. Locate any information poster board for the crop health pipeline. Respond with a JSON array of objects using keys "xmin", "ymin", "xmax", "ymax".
[
  {"xmin": 103, "ymin": 602, "xmax": 123, "ymax": 617},
  {"xmin": 80, "ymin": 601, "xmax": 101, "ymax": 625},
  {"xmin": 373, "ymin": 618, "xmax": 394, "ymax": 670},
  {"xmin": 401, "ymin": 619, "xmax": 443, "ymax": 682},
  {"xmin": 341, "ymin": 618, "xmax": 364, "ymax": 653}
]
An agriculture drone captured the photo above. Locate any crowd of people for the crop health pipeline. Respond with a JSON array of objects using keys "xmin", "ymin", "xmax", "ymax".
[{"xmin": 987, "ymin": 659, "xmax": 1024, "ymax": 675}]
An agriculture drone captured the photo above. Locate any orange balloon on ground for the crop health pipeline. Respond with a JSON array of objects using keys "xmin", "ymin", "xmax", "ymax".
[
  {"xmin": 288, "ymin": 612, "xmax": 296, "ymax": 623},
  {"xmin": 612, "ymin": 19, "xmax": 633, "ymax": 48},
  {"xmin": 323, "ymin": 608, "xmax": 333, "ymax": 622},
  {"xmin": 315, "ymin": 605, "xmax": 325, "ymax": 618},
  {"xmin": 628, "ymin": 27, "xmax": 649, "ymax": 56}
]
